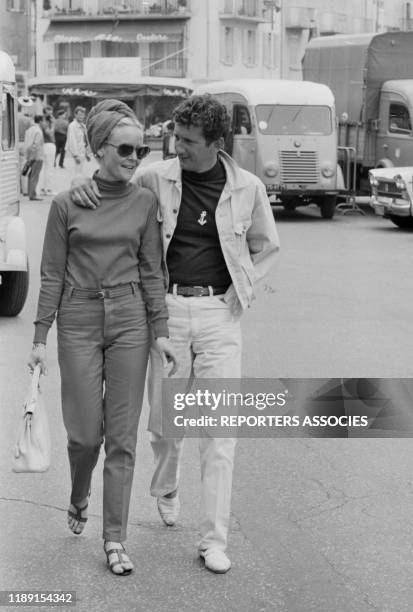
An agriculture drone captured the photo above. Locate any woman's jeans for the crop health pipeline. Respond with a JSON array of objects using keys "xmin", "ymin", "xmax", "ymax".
[{"xmin": 57, "ymin": 283, "xmax": 149, "ymax": 541}]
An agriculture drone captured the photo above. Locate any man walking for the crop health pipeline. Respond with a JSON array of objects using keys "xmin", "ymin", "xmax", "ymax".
[
  {"xmin": 54, "ymin": 109, "xmax": 69, "ymax": 168},
  {"xmin": 162, "ymin": 121, "xmax": 177, "ymax": 159},
  {"xmin": 65, "ymin": 106, "xmax": 90, "ymax": 176},
  {"xmin": 38, "ymin": 105, "xmax": 56, "ymax": 196},
  {"xmin": 70, "ymin": 94, "xmax": 279, "ymax": 573},
  {"xmin": 24, "ymin": 114, "xmax": 46, "ymax": 201}
]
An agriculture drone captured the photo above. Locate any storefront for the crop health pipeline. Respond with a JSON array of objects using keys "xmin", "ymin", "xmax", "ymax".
[{"xmin": 28, "ymin": 71, "xmax": 193, "ymax": 146}]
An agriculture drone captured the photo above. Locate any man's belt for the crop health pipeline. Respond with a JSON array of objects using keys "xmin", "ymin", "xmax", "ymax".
[{"xmin": 168, "ymin": 284, "xmax": 228, "ymax": 297}]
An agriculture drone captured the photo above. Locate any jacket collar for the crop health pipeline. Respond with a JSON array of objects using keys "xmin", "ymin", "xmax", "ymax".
[{"xmin": 161, "ymin": 150, "xmax": 250, "ymax": 191}]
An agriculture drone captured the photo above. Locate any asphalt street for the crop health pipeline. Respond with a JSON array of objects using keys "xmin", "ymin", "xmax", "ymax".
[{"xmin": 1, "ymin": 155, "xmax": 413, "ymax": 612}]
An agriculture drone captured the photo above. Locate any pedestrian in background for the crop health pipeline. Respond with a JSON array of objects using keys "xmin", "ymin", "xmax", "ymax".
[
  {"xmin": 69, "ymin": 94, "xmax": 280, "ymax": 574},
  {"xmin": 162, "ymin": 121, "xmax": 177, "ymax": 160},
  {"xmin": 17, "ymin": 96, "xmax": 34, "ymax": 195},
  {"xmin": 28, "ymin": 99, "xmax": 178, "ymax": 577},
  {"xmin": 39, "ymin": 105, "xmax": 56, "ymax": 196},
  {"xmin": 65, "ymin": 106, "xmax": 91, "ymax": 176},
  {"xmin": 54, "ymin": 109, "xmax": 69, "ymax": 169},
  {"xmin": 23, "ymin": 114, "xmax": 45, "ymax": 201}
]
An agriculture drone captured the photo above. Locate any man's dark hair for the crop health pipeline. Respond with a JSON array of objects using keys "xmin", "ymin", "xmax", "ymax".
[
  {"xmin": 74, "ymin": 106, "xmax": 86, "ymax": 115},
  {"xmin": 173, "ymin": 94, "xmax": 230, "ymax": 144},
  {"xmin": 34, "ymin": 114, "xmax": 44, "ymax": 124},
  {"xmin": 167, "ymin": 121, "xmax": 175, "ymax": 131}
]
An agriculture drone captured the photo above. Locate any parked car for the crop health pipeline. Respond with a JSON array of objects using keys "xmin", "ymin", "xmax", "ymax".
[{"xmin": 369, "ymin": 167, "xmax": 413, "ymax": 228}]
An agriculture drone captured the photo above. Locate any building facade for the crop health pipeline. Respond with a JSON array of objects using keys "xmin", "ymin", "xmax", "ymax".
[
  {"xmin": 25, "ymin": 0, "xmax": 413, "ymax": 118},
  {"xmin": 0, "ymin": 0, "xmax": 34, "ymax": 94}
]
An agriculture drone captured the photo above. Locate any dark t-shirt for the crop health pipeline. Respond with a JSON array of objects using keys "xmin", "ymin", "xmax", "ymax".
[{"xmin": 167, "ymin": 159, "xmax": 231, "ymax": 288}]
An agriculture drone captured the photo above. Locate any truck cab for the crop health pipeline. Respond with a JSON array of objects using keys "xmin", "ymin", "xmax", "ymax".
[
  {"xmin": 194, "ymin": 80, "xmax": 344, "ymax": 219},
  {"xmin": 0, "ymin": 50, "xmax": 29, "ymax": 316},
  {"xmin": 376, "ymin": 80, "xmax": 413, "ymax": 169}
]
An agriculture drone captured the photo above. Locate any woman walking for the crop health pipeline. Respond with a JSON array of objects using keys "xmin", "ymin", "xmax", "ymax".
[{"xmin": 28, "ymin": 99, "xmax": 177, "ymax": 576}]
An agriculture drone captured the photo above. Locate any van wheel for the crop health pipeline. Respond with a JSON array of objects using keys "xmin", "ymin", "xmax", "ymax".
[
  {"xmin": 320, "ymin": 196, "xmax": 336, "ymax": 219},
  {"xmin": 389, "ymin": 215, "xmax": 413, "ymax": 229},
  {"xmin": 0, "ymin": 267, "xmax": 29, "ymax": 316}
]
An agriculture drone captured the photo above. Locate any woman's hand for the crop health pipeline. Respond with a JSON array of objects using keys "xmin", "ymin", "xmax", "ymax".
[
  {"xmin": 28, "ymin": 343, "xmax": 48, "ymax": 376},
  {"xmin": 155, "ymin": 337, "xmax": 179, "ymax": 377}
]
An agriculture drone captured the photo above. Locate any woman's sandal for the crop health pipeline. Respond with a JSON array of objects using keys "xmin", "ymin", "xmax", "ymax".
[
  {"xmin": 103, "ymin": 542, "xmax": 133, "ymax": 576},
  {"xmin": 67, "ymin": 501, "xmax": 88, "ymax": 535}
]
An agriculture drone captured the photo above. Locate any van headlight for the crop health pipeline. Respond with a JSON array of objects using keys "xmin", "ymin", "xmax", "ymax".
[
  {"xmin": 264, "ymin": 161, "xmax": 279, "ymax": 177},
  {"xmin": 321, "ymin": 162, "xmax": 335, "ymax": 178}
]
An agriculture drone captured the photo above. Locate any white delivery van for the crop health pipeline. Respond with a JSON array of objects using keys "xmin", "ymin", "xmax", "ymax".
[
  {"xmin": 0, "ymin": 50, "xmax": 29, "ymax": 316},
  {"xmin": 194, "ymin": 79, "xmax": 344, "ymax": 219}
]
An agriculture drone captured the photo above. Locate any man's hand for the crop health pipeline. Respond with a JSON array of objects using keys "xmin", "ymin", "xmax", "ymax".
[
  {"xmin": 28, "ymin": 344, "xmax": 48, "ymax": 376},
  {"xmin": 71, "ymin": 174, "xmax": 101, "ymax": 210},
  {"xmin": 155, "ymin": 337, "xmax": 179, "ymax": 377}
]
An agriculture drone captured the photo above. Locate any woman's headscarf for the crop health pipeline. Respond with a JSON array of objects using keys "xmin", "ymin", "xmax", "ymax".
[{"xmin": 86, "ymin": 99, "xmax": 138, "ymax": 155}]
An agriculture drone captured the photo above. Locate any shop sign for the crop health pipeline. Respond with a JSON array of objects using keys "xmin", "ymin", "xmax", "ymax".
[
  {"xmin": 61, "ymin": 87, "xmax": 98, "ymax": 97},
  {"xmin": 136, "ymin": 34, "xmax": 169, "ymax": 43}
]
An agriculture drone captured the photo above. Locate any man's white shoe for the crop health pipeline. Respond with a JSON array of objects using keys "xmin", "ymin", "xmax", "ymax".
[
  {"xmin": 156, "ymin": 494, "xmax": 180, "ymax": 526},
  {"xmin": 200, "ymin": 549, "xmax": 231, "ymax": 574}
]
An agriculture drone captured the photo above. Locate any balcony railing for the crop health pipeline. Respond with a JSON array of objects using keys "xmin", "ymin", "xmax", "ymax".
[
  {"xmin": 46, "ymin": 58, "xmax": 84, "ymax": 75},
  {"xmin": 48, "ymin": 0, "xmax": 190, "ymax": 18},
  {"xmin": 46, "ymin": 56, "xmax": 187, "ymax": 77}
]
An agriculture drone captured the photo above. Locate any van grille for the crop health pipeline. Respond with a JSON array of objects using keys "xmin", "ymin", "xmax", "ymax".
[{"xmin": 280, "ymin": 150, "xmax": 319, "ymax": 183}]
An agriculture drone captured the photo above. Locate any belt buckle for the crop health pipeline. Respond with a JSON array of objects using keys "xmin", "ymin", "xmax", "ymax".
[{"xmin": 192, "ymin": 285, "xmax": 205, "ymax": 297}]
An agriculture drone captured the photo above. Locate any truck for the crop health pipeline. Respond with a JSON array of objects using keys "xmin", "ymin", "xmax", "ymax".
[
  {"xmin": 0, "ymin": 50, "xmax": 29, "ymax": 316},
  {"xmin": 193, "ymin": 79, "xmax": 344, "ymax": 219},
  {"xmin": 302, "ymin": 32, "xmax": 413, "ymax": 198}
]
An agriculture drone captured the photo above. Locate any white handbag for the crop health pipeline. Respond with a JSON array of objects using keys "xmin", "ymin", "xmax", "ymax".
[{"xmin": 12, "ymin": 365, "xmax": 51, "ymax": 473}]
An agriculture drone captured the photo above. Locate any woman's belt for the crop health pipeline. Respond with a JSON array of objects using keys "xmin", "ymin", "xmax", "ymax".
[{"xmin": 64, "ymin": 282, "xmax": 139, "ymax": 300}]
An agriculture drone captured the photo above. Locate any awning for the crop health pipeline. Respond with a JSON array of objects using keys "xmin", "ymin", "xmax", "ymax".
[
  {"xmin": 29, "ymin": 81, "xmax": 192, "ymax": 99},
  {"xmin": 44, "ymin": 20, "xmax": 184, "ymax": 44}
]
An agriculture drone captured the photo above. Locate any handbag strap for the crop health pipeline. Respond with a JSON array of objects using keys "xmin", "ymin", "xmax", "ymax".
[{"xmin": 27, "ymin": 365, "xmax": 41, "ymax": 413}]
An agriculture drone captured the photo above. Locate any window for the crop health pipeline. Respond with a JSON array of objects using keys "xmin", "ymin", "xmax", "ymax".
[
  {"xmin": 389, "ymin": 103, "xmax": 412, "ymax": 134},
  {"xmin": 56, "ymin": 42, "xmax": 91, "ymax": 75},
  {"xmin": 102, "ymin": 41, "xmax": 139, "ymax": 58},
  {"xmin": 220, "ymin": 26, "xmax": 234, "ymax": 64},
  {"xmin": 2, "ymin": 92, "xmax": 16, "ymax": 151},
  {"xmin": 243, "ymin": 29, "xmax": 256, "ymax": 65},
  {"xmin": 7, "ymin": 0, "xmax": 24, "ymax": 10},
  {"xmin": 233, "ymin": 105, "xmax": 252, "ymax": 135},
  {"xmin": 256, "ymin": 105, "xmax": 332, "ymax": 135}
]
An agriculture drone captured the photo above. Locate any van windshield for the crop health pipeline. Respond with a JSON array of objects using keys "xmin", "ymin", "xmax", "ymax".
[{"xmin": 256, "ymin": 105, "xmax": 332, "ymax": 135}]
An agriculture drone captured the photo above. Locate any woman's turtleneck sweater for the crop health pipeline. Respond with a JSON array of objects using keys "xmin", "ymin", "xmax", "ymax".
[{"xmin": 34, "ymin": 174, "xmax": 168, "ymax": 342}]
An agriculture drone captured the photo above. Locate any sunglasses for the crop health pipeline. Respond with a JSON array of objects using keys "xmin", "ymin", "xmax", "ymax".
[{"xmin": 106, "ymin": 142, "xmax": 151, "ymax": 159}]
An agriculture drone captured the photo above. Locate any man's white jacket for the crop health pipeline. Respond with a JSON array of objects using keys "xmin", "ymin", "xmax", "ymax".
[{"xmin": 133, "ymin": 150, "xmax": 280, "ymax": 315}]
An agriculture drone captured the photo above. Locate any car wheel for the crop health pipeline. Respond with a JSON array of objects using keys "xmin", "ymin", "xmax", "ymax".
[
  {"xmin": 319, "ymin": 195, "xmax": 336, "ymax": 219},
  {"xmin": 389, "ymin": 215, "xmax": 413, "ymax": 229},
  {"xmin": 0, "ymin": 265, "xmax": 29, "ymax": 317}
]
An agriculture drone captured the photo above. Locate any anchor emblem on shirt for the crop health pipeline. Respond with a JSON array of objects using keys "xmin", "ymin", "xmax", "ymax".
[{"xmin": 198, "ymin": 211, "xmax": 207, "ymax": 226}]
